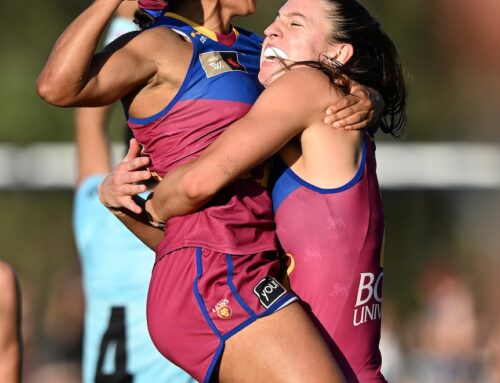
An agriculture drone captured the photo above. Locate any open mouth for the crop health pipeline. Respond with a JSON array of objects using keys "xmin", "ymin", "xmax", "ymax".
[{"xmin": 263, "ymin": 47, "xmax": 289, "ymax": 62}]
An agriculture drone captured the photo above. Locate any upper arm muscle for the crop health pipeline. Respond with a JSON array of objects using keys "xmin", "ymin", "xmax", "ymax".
[{"xmin": 71, "ymin": 28, "xmax": 183, "ymax": 107}]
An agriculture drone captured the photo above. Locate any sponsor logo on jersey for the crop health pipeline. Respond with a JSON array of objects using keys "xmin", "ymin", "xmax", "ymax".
[
  {"xmin": 254, "ymin": 276, "xmax": 287, "ymax": 309},
  {"xmin": 199, "ymin": 51, "xmax": 247, "ymax": 78},
  {"xmin": 213, "ymin": 298, "xmax": 232, "ymax": 319},
  {"xmin": 353, "ymin": 271, "xmax": 383, "ymax": 326},
  {"xmin": 190, "ymin": 31, "xmax": 208, "ymax": 44}
]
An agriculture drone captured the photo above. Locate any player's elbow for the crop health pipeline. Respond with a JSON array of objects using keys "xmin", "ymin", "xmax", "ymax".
[
  {"xmin": 36, "ymin": 73, "xmax": 77, "ymax": 107},
  {"xmin": 181, "ymin": 170, "xmax": 218, "ymax": 205}
]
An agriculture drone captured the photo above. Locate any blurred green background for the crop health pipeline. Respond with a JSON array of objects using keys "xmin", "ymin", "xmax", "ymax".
[{"xmin": 1, "ymin": 0, "xmax": 499, "ymax": 381}]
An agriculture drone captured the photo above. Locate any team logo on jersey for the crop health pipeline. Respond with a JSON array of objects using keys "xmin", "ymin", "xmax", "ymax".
[
  {"xmin": 213, "ymin": 298, "xmax": 232, "ymax": 319},
  {"xmin": 199, "ymin": 51, "xmax": 247, "ymax": 78},
  {"xmin": 254, "ymin": 276, "xmax": 287, "ymax": 309}
]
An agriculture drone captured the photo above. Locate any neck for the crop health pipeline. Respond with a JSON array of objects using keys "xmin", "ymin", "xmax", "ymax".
[{"xmin": 171, "ymin": 1, "xmax": 235, "ymax": 34}]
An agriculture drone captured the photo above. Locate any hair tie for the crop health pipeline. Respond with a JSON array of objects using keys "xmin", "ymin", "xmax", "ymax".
[{"xmin": 138, "ymin": 0, "xmax": 168, "ymax": 10}]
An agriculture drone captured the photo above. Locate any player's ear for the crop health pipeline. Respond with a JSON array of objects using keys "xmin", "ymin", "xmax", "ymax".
[{"xmin": 325, "ymin": 43, "xmax": 353, "ymax": 65}]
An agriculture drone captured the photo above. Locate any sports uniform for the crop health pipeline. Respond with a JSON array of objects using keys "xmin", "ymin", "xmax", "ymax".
[
  {"xmin": 272, "ymin": 137, "xmax": 388, "ymax": 382},
  {"xmin": 128, "ymin": 14, "xmax": 296, "ymax": 383},
  {"xmin": 73, "ymin": 175, "xmax": 195, "ymax": 383}
]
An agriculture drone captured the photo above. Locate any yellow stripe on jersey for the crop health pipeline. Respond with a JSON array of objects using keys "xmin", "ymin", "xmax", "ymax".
[{"xmin": 164, "ymin": 12, "xmax": 240, "ymax": 42}]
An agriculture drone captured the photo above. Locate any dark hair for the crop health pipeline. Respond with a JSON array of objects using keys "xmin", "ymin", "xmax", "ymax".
[
  {"xmin": 133, "ymin": 2, "xmax": 169, "ymax": 30},
  {"xmin": 289, "ymin": 0, "xmax": 407, "ymax": 138},
  {"xmin": 134, "ymin": 9, "xmax": 156, "ymax": 30}
]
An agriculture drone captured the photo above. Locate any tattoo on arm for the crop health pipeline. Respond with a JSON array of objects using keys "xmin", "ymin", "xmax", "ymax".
[{"xmin": 216, "ymin": 155, "xmax": 241, "ymax": 179}]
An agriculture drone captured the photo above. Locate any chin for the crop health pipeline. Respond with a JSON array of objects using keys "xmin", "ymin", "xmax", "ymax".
[
  {"xmin": 241, "ymin": 6, "xmax": 256, "ymax": 16},
  {"xmin": 249, "ymin": 1, "xmax": 257, "ymax": 14},
  {"xmin": 242, "ymin": 1, "xmax": 257, "ymax": 16}
]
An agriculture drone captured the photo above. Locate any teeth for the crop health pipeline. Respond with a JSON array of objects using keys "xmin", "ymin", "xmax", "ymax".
[{"xmin": 264, "ymin": 47, "xmax": 288, "ymax": 60}]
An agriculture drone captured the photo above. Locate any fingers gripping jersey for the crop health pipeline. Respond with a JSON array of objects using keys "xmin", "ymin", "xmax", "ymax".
[
  {"xmin": 128, "ymin": 14, "xmax": 276, "ymax": 256},
  {"xmin": 272, "ymin": 138, "xmax": 387, "ymax": 383}
]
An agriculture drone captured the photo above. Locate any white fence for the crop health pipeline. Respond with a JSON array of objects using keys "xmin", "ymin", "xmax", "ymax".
[{"xmin": 0, "ymin": 143, "xmax": 499, "ymax": 190}]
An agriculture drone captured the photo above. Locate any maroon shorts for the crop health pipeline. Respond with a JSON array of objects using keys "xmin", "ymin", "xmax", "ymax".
[{"xmin": 146, "ymin": 247, "xmax": 297, "ymax": 382}]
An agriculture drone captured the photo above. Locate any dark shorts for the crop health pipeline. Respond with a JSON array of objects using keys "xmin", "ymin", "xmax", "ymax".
[{"xmin": 146, "ymin": 247, "xmax": 297, "ymax": 383}]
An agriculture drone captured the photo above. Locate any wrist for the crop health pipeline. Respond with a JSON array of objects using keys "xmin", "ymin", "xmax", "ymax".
[{"xmin": 144, "ymin": 193, "xmax": 165, "ymax": 229}]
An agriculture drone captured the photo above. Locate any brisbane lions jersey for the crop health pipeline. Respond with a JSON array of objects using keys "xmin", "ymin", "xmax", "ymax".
[
  {"xmin": 272, "ymin": 137, "xmax": 387, "ymax": 382},
  {"xmin": 128, "ymin": 13, "xmax": 276, "ymax": 256}
]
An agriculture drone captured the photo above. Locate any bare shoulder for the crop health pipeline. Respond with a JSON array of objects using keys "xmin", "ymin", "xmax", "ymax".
[
  {"xmin": 260, "ymin": 67, "xmax": 344, "ymax": 119},
  {"xmin": 267, "ymin": 67, "xmax": 343, "ymax": 106}
]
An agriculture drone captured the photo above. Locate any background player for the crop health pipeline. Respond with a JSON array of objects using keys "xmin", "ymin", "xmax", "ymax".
[
  {"xmin": 0, "ymin": 260, "xmax": 22, "ymax": 383},
  {"xmin": 73, "ymin": 2, "xmax": 195, "ymax": 382}
]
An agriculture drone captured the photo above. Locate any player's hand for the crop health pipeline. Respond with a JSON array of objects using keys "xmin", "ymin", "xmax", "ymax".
[
  {"xmin": 324, "ymin": 80, "xmax": 385, "ymax": 131},
  {"xmin": 98, "ymin": 138, "xmax": 152, "ymax": 214}
]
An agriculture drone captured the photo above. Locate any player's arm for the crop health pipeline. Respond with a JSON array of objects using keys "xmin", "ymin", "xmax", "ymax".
[
  {"xmin": 104, "ymin": 201, "xmax": 165, "ymax": 250},
  {"xmin": 146, "ymin": 68, "xmax": 338, "ymax": 224},
  {"xmin": 0, "ymin": 262, "xmax": 22, "ymax": 383},
  {"xmin": 36, "ymin": 0, "xmax": 157, "ymax": 107},
  {"xmin": 74, "ymin": 3, "xmax": 139, "ymax": 187},
  {"xmin": 75, "ymin": 106, "xmax": 113, "ymax": 186}
]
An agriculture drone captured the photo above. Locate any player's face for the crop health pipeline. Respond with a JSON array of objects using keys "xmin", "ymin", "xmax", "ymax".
[{"xmin": 259, "ymin": 0, "xmax": 333, "ymax": 86}]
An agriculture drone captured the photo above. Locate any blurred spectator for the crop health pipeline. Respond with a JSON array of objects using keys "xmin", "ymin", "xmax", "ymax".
[
  {"xmin": 42, "ymin": 263, "xmax": 84, "ymax": 362},
  {"xmin": 484, "ymin": 324, "xmax": 500, "ymax": 382},
  {"xmin": 25, "ymin": 362, "xmax": 80, "ymax": 383},
  {"xmin": 22, "ymin": 263, "xmax": 83, "ymax": 383},
  {"xmin": 405, "ymin": 261, "xmax": 487, "ymax": 382}
]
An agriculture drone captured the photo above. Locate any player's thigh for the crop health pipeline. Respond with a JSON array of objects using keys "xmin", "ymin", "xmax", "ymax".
[{"xmin": 218, "ymin": 302, "xmax": 345, "ymax": 383}]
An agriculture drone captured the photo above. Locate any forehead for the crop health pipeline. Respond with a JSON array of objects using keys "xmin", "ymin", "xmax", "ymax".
[{"xmin": 278, "ymin": 0, "xmax": 327, "ymax": 19}]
